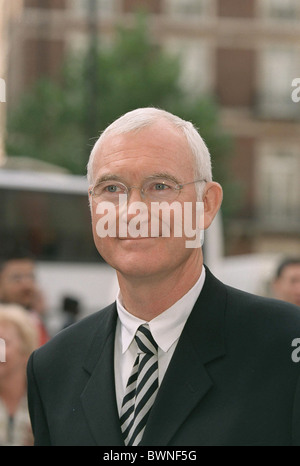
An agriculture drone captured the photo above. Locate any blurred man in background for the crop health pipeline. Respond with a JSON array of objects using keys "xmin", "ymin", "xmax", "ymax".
[
  {"xmin": 273, "ymin": 258, "xmax": 300, "ymax": 307},
  {"xmin": 0, "ymin": 252, "xmax": 36, "ymax": 311},
  {"xmin": 0, "ymin": 250, "xmax": 49, "ymax": 346}
]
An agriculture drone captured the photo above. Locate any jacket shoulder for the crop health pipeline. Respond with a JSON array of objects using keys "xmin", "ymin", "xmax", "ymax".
[
  {"xmin": 30, "ymin": 302, "xmax": 117, "ymax": 368},
  {"xmin": 224, "ymin": 281, "xmax": 300, "ymax": 334}
]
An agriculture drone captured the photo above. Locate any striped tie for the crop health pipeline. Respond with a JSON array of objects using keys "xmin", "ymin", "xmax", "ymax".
[{"xmin": 120, "ymin": 324, "xmax": 159, "ymax": 446}]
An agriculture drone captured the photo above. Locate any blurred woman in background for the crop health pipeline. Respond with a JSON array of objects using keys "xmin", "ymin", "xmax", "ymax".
[{"xmin": 0, "ymin": 305, "xmax": 38, "ymax": 445}]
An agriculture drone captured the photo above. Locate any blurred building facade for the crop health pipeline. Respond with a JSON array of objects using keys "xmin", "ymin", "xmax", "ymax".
[
  {"xmin": 5, "ymin": 0, "xmax": 300, "ymax": 257},
  {"xmin": 0, "ymin": 0, "xmax": 23, "ymax": 163}
]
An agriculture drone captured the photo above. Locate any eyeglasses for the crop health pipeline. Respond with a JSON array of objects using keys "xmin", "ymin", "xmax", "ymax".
[{"xmin": 89, "ymin": 176, "xmax": 207, "ymax": 205}]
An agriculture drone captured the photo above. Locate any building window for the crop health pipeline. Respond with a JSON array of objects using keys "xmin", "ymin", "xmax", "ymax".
[
  {"xmin": 262, "ymin": 0, "xmax": 300, "ymax": 20},
  {"xmin": 23, "ymin": 38, "xmax": 65, "ymax": 87},
  {"xmin": 25, "ymin": 0, "xmax": 67, "ymax": 9},
  {"xmin": 258, "ymin": 46, "xmax": 300, "ymax": 119},
  {"xmin": 164, "ymin": 38, "xmax": 211, "ymax": 95},
  {"xmin": 216, "ymin": 48, "xmax": 256, "ymax": 107},
  {"xmin": 71, "ymin": 0, "xmax": 117, "ymax": 17},
  {"xmin": 217, "ymin": 0, "xmax": 255, "ymax": 18},
  {"xmin": 122, "ymin": 0, "xmax": 162, "ymax": 14},
  {"xmin": 164, "ymin": 0, "xmax": 207, "ymax": 17},
  {"xmin": 257, "ymin": 145, "xmax": 300, "ymax": 227}
]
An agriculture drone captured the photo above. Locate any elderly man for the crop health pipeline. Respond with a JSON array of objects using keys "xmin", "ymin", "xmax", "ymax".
[{"xmin": 27, "ymin": 108, "xmax": 300, "ymax": 446}]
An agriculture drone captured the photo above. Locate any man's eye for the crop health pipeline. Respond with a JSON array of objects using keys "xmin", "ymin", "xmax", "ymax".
[
  {"xmin": 106, "ymin": 185, "xmax": 117, "ymax": 192},
  {"xmin": 154, "ymin": 183, "xmax": 169, "ymax": 190},
  {"xmin": 105, "ymin": 184, "xmax": 122, "ymax": 193}
]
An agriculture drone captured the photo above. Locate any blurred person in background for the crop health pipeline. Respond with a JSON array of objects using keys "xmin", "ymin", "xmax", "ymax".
[
  {"xmin": 0, "ymin": 250, "xmax": 50, "ymax": 346},
  {"xmin": 273, "ymin": 258, "xmax": 300, "ymax": 307},
  {"xmin": 61, "ymin": 296, "xmax": 81, "ymax": 330},
  {"xmin": 0, "ymin": 305, "xmax": 38, "ymax": 445}
]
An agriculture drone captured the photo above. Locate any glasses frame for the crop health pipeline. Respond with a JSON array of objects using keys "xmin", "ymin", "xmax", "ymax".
[{"xmin": 89, "ymin": 178, "xmax": 207, "ymax": 204}]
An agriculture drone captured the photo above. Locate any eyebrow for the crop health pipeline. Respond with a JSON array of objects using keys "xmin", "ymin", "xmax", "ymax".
[
  {"xmin": 147, "ymin": 172, "xmax": 181, "ymax": 184},
  {"xmin": 94, "ymin": 174, "xmax": 125, "ymax": 186},
  {"xmin": 94, "ymin": 172, "xmax": 181, "ymax": 186}
]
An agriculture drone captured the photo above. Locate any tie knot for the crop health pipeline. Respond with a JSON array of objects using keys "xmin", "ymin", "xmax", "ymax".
[{"xmin": 135, "ymin": 324, "xmax": 158, "ymax": 355}]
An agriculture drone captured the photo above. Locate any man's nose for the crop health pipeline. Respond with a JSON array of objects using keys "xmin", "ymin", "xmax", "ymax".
[
  {"xmin": 21, "ymin": 278, "xmax": 35, "ymax": 291},
  {"xmin": 119, "ymin": 187, "xmax": 149, "ymax": 227},
  {"xmin": 125, "ymin": 187, "xmax": 145, "ymax": 221},
  {"xmin": 127, "ymin": 186, "xmax": 144, "ymax": 203}
]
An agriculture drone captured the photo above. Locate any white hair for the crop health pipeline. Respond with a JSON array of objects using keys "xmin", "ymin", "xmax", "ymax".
[{"xmin": 87, "ymin": 107, "xmax": 212, "ymax": 199}]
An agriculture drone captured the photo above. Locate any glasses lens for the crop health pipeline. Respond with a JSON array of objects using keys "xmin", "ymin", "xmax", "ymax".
[
  {"xmin": 93, "ymin": 181, "xmax": 127, "ymax": 204},
  {"xmin": 143, "ymin": 178, "xmax": 179, "ymax": 202}
]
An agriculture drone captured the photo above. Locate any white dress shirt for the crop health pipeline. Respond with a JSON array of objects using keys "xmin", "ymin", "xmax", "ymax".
[{"xmin": 114, "ymin": 266, "xmax": 206, "ymax": 414}]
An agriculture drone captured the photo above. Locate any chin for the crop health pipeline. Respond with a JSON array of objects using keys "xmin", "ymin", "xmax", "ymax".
[
  {"xmin": 115, "ymin": 259, "xmax": 162, "ymax": 279},
  {"xmin": 114, "ymin": 252, "xmax": 170, "ymax": 279},
  {"xmin": 96, "ymin": 236, "xmax": 193, "ymax": 278}
]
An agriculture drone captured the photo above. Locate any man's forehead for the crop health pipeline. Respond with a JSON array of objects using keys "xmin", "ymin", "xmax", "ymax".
[
  {"xmin": 103, "ymin": 118, "xmax": 186, "ymax": 148},
  {"xmin": 93, "ymin": 123, "xmax": 193, "ymax": 173},
  {"xmin": 282, "ymin": 264, "xmax": 300, "ymax": 277},
  {"xmin": 2, "ymin": 259, "xmax": 34, "ymax": 273}
]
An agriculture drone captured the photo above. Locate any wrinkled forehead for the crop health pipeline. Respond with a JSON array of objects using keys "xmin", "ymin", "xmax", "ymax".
[
  {"xmin": 91, "ymin": 121, "xmax": 194, "ymax": 179},
  {"xmin": 100, "ymin": 119, "xmax": 188, "ymax": 151}
]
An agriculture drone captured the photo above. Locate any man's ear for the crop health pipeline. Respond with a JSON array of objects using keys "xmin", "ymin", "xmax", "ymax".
[{"xmin": 202, "ymin": 182, "xmax": 223, "ymax": 230}]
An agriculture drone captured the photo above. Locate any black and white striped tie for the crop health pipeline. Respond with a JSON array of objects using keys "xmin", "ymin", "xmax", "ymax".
[{"xmin": 120, "ymin": 324, "xmax": 159, "ymax": 446}]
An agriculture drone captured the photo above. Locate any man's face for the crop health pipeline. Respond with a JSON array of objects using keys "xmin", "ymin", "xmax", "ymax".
[
  {"xmin": 0, "ymin": 260, "xmax": 37, "ymax": 310},
  {"xmin": 273, "ymin": 265, "xmax": 300, "ymax": 307},
  {"xmin": 89, "ymin": 121, "xmax": 203, "ymax": 280}
]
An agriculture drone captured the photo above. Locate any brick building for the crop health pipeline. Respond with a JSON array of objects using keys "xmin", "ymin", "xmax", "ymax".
[
  {"xmin": 0, "ymin": 0, "xmax": 23, "ymax": 163},
  {"xmin": 5, "ymin": 0, "xmax": 300, "ymax": 256}
]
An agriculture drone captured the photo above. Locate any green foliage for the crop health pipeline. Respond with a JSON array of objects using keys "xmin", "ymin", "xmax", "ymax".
[
  {"xmin": 6, "ymin": 14, "xmax": 238, "ymax": 218},
  {"xmin": 6, "ymin": 78, "xmax": 85, "ymax": 173},
  {"xmin": 7, "ymin": 15, "xmax": 182, "ymax": 174}
]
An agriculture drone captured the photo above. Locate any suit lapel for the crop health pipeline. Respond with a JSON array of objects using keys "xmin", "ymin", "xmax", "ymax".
[
  {"xmin": 80, "ymin": 303, "xmax": 124, "ymax": 446},
  {"xmin": 141, "ymin": 268, "xmax": 227, "ymax": 446},
  {"xmin": 141, "ymin": 332, "xmax": 214, "ymax": 446}
]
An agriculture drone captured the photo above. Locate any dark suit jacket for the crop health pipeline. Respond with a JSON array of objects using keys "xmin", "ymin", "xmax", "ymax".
[{"xmin": 27, "ymin": 267, "xmax": 300, "ymax": 446}]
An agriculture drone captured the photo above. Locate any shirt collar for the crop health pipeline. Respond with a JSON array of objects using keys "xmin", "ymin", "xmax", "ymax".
[{"xmin": 116, "ymin": 266, "xmax": 206, "ymax": 354}]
